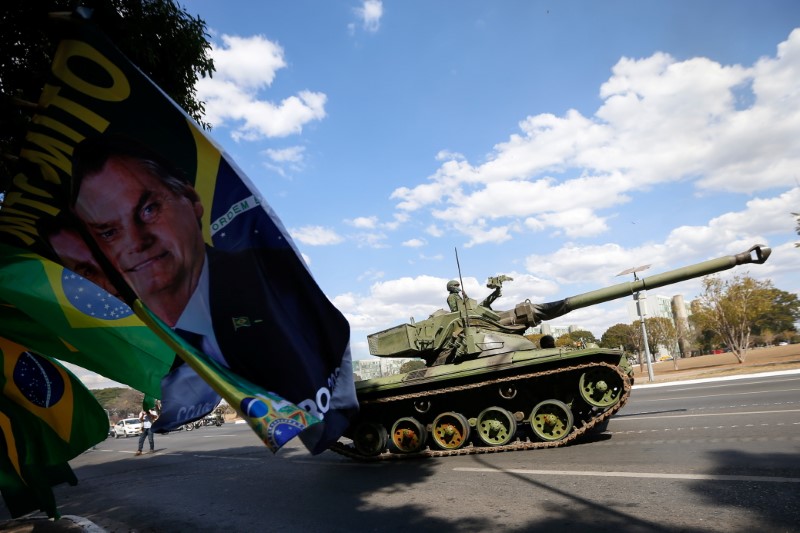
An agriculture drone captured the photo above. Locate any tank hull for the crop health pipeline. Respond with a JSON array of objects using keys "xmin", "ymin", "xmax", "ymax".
[{"xmin": 332, "ymin": 347, "xmax": 633, "ymax": 459}]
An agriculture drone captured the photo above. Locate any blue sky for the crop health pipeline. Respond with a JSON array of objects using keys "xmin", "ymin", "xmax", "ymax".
[{"xmin": 77, "ymin": 1, "xmax": 800, "ymax": 387}]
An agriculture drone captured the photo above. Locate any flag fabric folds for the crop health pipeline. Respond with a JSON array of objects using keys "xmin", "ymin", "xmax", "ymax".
[
  {"xmin": 0, "ymin": 13, "xmax": 358, "ymax": 456},
  {"xmin": 0, "ymin": 337, "xmax": 108, "ymax": 518},
  {"xmin": 0, "ymin": 243, "xmax": 175, "ymax": 399}
]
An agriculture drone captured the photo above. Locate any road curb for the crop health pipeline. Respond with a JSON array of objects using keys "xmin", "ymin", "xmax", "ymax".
[
  {"xmin": 0, "ymin": 514, "xmax": 106, "ymax": 532},
  {"xmin": 632, "ymin": 368, "xmax": 800, "ymax": 389}
]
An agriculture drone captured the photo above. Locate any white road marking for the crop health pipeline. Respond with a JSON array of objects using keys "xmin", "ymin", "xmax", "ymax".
[
  {"xmin": 454, "ymin": 467, "xmax": 800, "ymax": 483},
  {"xmin": 615, "ymin": 408, "xmax": 800, "ymax": 421},
  {"xmin": 635, "ymin": 388, "xmax": 800, "ymax": 403},
  {"xmin": 632, "ymin": 369, "xmax": 800, "ymax": 389}
]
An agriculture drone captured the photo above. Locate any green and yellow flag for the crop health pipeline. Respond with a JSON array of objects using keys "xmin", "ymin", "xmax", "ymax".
[
  {"xmin": 0, "ymin": 337, "xmax": 108, "ymax": 518},
  {"xmin": 0, "ymin": 243, "xmax": 175, "ymax": 398}
]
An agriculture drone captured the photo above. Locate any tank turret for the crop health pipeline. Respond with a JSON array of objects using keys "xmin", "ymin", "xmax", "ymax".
[
  {"xmin": 368, "ymin": 244, "xmax": 771, "ymax": 366},
  {"xmin": 335, "ymin": 244, "xmax": 771, "ymax": 459}
]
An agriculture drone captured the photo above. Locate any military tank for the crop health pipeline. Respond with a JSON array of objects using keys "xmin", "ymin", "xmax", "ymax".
[{"xmin": 331, "ymin": 245, "xmax": 771, "ymax": 459}]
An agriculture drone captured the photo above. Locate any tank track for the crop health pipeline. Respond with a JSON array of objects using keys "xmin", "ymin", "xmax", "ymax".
[{"xmin": 329, "ymin": 361, "xmax": 632, "ymax": 461}]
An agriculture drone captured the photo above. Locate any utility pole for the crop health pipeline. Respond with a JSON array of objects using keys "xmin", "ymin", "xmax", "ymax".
[
  {"xmin": 617, "ymin": 264, "xmax": 655, "ymax": 382},
  {"xmin": 634, "ymin": 291, "xmax": 655, "ymax": 382}
]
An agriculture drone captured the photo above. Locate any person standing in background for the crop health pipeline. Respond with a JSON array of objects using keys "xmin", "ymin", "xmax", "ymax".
[{"xmin": 135, "ymin": 403, "xmax": 159, "ymax": 456}]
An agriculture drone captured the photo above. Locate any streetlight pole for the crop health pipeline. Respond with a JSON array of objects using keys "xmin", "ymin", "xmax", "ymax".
[
  {"xmin": 634, "ymin": 290, "xmax": 655, "ymax": 382},
  {"xmin": 616, "ymin": 263, "xmax": 655, "ymax": 382}
]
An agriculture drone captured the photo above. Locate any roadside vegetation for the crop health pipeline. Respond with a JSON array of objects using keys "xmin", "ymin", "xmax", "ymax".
[{"xmin": 596, "ymin": 275, "xmax": 799, "ymax": 365}]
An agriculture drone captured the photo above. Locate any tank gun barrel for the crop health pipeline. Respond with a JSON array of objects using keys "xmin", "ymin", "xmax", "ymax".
[{"xmin": 498, "ymin": 244, "xmax": 772, "ymax": 327}]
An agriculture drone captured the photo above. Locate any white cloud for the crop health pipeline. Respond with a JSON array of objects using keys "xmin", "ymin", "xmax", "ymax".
[
  {"xmin": 402, "ymin": 238, "xmax": 426, "ymax": 247},
  {"xmin": 210, "ymin": 34, "xmax": 286, "ymax": 88},
  {"xmin": 197, "ymin": 34, "xmax": 327, "ymax": 140},
  {"xmin": 383, "ymin": 212, "xmax": 409, "ymax": 230},
  {"xmin": 524, "ymin": 187, "xmax": 797, "ymax": 290},
  {"xmin": 289, "ymin": 225, "xmax": 344, "ymax": 245},
  {"xmin": 357, "ymin": 269, "xmax": 385, "ymax": 282},
  {"xmin": 352, "ymin": 231, "xmax": 388, "ymax": 248},
  {"xmin": 389, "ymin": 30, "xmax": 800, "ymax": 244},
  {"xmin": 346, "ymin": 216, "xmax": 378, "ymax": 229},
  {"xmin": 265, "ymin": 146, "xmax": 305, "ymax": 163},
  {"xmin": 462, "ymin": 223, "xmax": 516, "ymax": 247},
  {"xmin": 355, "ymin": 0, "xmax": 383, "ymax": 33},
  {"xmin": 426, "ymin": 224, "xmax": 444, "ymax": 237},
  {"xmin": 62, "ymin": 362, "xmax": 125, "ymax": 390}
]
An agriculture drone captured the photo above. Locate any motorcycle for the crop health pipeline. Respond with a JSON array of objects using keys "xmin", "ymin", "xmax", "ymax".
[
  {"xmin": 183, "ymin": 413, "xmax": 223, "ymax": 431},
  {"xmin": 182, "ymin": 420, "xmax": 202, "ymax": 431}
]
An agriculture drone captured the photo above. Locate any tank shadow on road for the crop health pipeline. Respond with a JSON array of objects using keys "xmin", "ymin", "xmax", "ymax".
[{"xmin": 461, "ymin": 454, "xmax": 710, "ymax": 533}]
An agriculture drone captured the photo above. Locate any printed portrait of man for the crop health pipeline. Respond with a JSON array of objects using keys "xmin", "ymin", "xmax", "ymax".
[
  {"xmin": 71, "ymin": 137, "xmax": 205, "ymax": 329},
  {"xmin": 69, "ymin": 134, "xmax": 356, "ymax": 442},
  {"xmin": 38, "ymin": 212, "xmax": 120, "ymax": 298}
]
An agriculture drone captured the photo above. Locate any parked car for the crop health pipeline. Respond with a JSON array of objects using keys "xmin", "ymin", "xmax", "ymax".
[{"xmin": 112, "ymin": 418, "xmax": 143, "ymax": 438}]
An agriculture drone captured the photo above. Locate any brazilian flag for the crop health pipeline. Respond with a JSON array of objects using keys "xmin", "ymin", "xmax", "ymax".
[
  {"xmin": 0, "ymin": 337, "xmax": 108, "ymax": 518},
  {"xmin": 0, "ymin": 243, "xmax": 175, "ymax": 398}
]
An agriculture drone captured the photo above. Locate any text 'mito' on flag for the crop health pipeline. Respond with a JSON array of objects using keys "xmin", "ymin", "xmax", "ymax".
[{"xmin": 0, "ymin": 12, "xmax": 358, "ymax": 454}]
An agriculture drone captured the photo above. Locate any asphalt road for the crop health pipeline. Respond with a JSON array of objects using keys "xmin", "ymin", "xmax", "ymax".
[{"xmin": 3, "ymin": 371, "xmax": 799, "ymax": 533}]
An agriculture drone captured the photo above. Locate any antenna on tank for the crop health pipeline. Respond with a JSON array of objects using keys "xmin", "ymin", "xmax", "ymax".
[{"xmin": 454, "ymin": 247, "xmax": 471, "ymax": 329}]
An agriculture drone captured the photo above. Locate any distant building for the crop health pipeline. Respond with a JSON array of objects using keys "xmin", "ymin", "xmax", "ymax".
[
  {"xmin": 626, "ymin": 293, "xmax": 693, "ymax": 358},
  {"xmin": 526, "ymin": 324, "xmax": 582, "ymax": 338},
  {"xmin": 352, "ymin": 357, "xmax": 420, "ymax": 380}
]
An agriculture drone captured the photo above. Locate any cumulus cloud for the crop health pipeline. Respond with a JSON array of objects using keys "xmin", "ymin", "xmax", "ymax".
[
  {"xmin": 402, "ymin": 238, "xmax": 426, "ymax": 247},
  {"xmin": 289, "ymin": 225, "xmax": 344, "ymax": 245},
  {"xmin": 355, "ymin": 0, "xmax": 383, "ymax": 33},
  {"xmin": 265, "ymin": 146, "xmax": 306, "ymax": 163},
  {"xmin": 197, "ymin": 34, "xmax": 327, "ymax": 140},
  {"xmin": 63, "ymin": 362, "xmax": 124, "ymax": 390},
  {"xmin": 525, "ymin": 187, "xmax": 800, "ymax": 288},
  {"xmin": 426, "ymin": 224, "xmax": 444, "ymax": 237},
  {"xmin": 352, "ymin": 231, "xmax": 388, "ymax": 248},
  {"xmin": 346, "ymin": 216, "xmax": 379, "ymax": 229},
  {"xmin": 389, "ymin": 30, "xmax": 800, "ymax": 245},
  {"xmin": 262, "ymin": 145, "xmax": 306, "ymax": 177}
]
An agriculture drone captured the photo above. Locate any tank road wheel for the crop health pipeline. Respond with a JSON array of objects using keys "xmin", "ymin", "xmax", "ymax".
[
  {"xmin": 529, "ymin": 400, "xmax": 574, "ymax": 442},
  {"xmin": 431, "ymin": 412, "xmax": 470, "ymax": 450},
  {"xmin": 352, "ymin": 422, "xmax": 388, "ymax": 457},
  {"xmin": 475, "ymin": 407, "xmax": 517, "ymax": 446},
  {"xmin": 391, "ymin": 417, "xmax": 428, "ymax": 453},
  {"xmin": 579, "ymin": 367, "xmax": 624, "ymax": 408}
]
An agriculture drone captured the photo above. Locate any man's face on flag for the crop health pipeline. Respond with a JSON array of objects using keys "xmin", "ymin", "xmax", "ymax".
[
  {"xmin": 47, "ymin": 226, "xmax": 119, "ymax": 297},
  {"xmin": 74, "ymin": 156, "xmax": 205, "ymax": 324}
]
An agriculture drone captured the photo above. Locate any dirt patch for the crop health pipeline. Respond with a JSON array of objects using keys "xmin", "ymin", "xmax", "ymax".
[{"xmin": 632, "ymin": 344, "xmax": 800, "ymax": 384}]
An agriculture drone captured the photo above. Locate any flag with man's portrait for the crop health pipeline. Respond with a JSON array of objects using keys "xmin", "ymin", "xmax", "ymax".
[{"xmin": 0, "ymin": 13, "xmax": 357, "ymax": 455}]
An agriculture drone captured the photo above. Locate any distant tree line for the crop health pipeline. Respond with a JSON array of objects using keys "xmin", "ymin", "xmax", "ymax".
[{"xmin": 597, "ymin": 275, "xmax": 799, "ymax": 365}]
